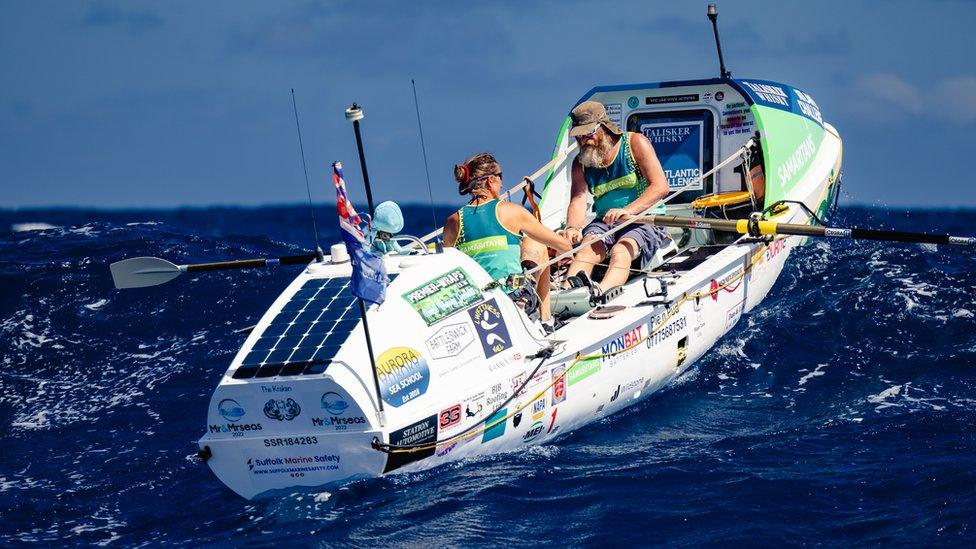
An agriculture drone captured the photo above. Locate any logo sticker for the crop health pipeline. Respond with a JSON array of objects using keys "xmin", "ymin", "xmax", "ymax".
[
  {"xmin": 468, "ymin": 298, "xmax": 512, "ymax": 358},
  {"xmin": 627, "ymin": 96, "xmax": 639, "ymax": 109},
  {"xmin": 218, "ymin": 398, "xmax": 246, "ymax": 422},
  {"xmin": 320, "ymin": 392, "xmax": 349, "ymax": 415},
  {"xmin": 523, "ymin": 420, "xmax": 545, "ymax": 443},
  {"xmin": 402, "ymin": 268, "xmax": 482, "ymax": 326},
  {"xmin": 439, "ymin": 403, "xmax": 462, "ymax": 431},
  {"xmin": 551, "ymin": 365, "xmax": 567, "ymax": 405},
  {"xmin": 263, "ymin": 398, "xmax": 301, "ymax": 421},
  {"xmin": 383, "ymin": 414, "xmax": 438, "ymax": 473},
  {"xmin": 482, "ymin": 408, "xmax": 507, "ymax": 443},
  {"xmin": 375, "ymin": 346, "xmax": 431, "ymax": 407},
  {"xmin": 425, "ymin": 322, "xmax": 475, "ymax": 359}
]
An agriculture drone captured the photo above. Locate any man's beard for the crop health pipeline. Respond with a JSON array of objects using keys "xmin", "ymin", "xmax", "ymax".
[{"xmin": 579, "ymin": 137, "xmax": 614, "ymax": 168}]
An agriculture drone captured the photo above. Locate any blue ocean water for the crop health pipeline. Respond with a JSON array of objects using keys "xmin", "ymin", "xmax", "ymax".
[{"xmin": 1, "ymin": 205, "xmax": 975, "ymax": 545}]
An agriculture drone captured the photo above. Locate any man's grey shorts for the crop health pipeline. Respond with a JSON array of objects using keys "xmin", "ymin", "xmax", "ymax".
[{"xmin": 582, "ymin": 220, "xmax": 672, "ymax": 268}]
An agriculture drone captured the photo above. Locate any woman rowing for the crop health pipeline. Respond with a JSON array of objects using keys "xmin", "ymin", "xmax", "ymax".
[{"xmin": 443, "ymin": 152, "xmax": 571, "ymax": 327}]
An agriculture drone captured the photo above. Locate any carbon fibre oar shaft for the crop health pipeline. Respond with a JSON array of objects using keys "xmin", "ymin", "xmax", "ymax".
[
  {"xmin": 110, "ymin": 253, "xmax": 320, "ymax": 289},
  {"xmin": 636, "ymin": 215, "xmax": 976, "ymax": 246}
]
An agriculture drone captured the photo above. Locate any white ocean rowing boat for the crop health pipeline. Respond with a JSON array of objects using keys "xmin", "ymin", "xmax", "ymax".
[
  {"xmin": 108, "ymin": 5, "xmax": 976, "ymax": 500},
  {"xmin": 171, "ymin": 74, "xmax": 845, "ymax": 499}
]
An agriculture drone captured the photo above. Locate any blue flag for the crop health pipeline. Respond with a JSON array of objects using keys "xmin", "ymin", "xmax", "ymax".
[{"xmin": 332, "ymin": 162, "xmax": 389, "ymax": 305}]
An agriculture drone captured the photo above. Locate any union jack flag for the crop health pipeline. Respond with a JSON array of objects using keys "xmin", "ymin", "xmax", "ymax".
[{"xmin": 332, "ymin": 162, "xmax": 388, "ymax": 305}]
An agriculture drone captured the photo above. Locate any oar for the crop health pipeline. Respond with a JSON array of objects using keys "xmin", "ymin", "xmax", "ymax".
[
  {"xmin": 634, "ymin": 214, "xmax": 976, "ymax": 246},
  {"xmin": 110, "ymin": 254, "xmax": 319, "ymax": 289}
]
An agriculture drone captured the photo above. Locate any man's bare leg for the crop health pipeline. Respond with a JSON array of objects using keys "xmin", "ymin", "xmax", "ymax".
[
  {"xmin": 600, "ymin": 238, "xmax": 640, "ymax": 291},
  {"xmin": 565, "ymin": 237, "xmax": 607, "ymax": 284}
]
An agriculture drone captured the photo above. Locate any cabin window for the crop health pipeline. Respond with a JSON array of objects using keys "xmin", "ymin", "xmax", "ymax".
[{"xmin": 626, "ymin": 109, "xmax": 715, "ymax": 202}]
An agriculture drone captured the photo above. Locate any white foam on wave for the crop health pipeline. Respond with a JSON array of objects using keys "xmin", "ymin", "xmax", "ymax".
[
  {"xmin": 68, "ymin": 225, "xmax": 97, "ymax": 237},
  {"xmin": 84, "ymin": 299, "xmax": 109, "ymax": 311},
  {"xmin": 798, "ymin": 363, "xmax": 828, "ymax": 386},
  {"xmin": 10, "ymin": 222, "xmax": 59, "ymax": 232},
  {"xmin": 953, "ymin": 309, "xmax": 974, "ymax": 318}
]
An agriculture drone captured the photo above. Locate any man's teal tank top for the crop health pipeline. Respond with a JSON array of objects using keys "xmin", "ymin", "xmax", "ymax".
[
  {"xmin": 583, "ymin": 132, "xmax": 667, "ymax": 218},
  {"xmin": 455, "ymin": 200, "xmax": 522, "ymax": 280}
]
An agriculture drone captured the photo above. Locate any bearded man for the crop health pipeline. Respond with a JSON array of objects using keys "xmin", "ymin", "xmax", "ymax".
[{"xmin": 563, "ymin": 101, "xmax": 672, "ymax": 292}]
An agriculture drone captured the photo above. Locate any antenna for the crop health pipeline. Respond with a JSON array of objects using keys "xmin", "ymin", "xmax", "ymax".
[
  {"xmin": 290, "ymin": 89, "xmax": 324, "ymax": 262},
  {"xmin": 411, "ymin": 79, "xmax": 439, "ymax": 235},
  {"xmin": 707, "ymin": 4, "xmax": 731, "ymax": 79},
  {"xmin": 344, "ymin": 103, "xmax": 376, "ymax": 216}
]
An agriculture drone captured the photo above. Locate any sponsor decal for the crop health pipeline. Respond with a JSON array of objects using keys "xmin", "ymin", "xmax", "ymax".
[
  {"xmin": 487, "ymin": 351, "xmax": 523, "ymax": 372},
  {"xmin": 567, "ymin": 357, "xmax": 601, "ymax": 386},
  {"xmin": 522, "ymin": 420, "xmax": 545, "ymax": 443},
  {"xmin": 375, "ymin": 346, "xmax": 431, "ymax": 407},
  {"xmin": 610, "ymin": 385, "xmax": 620, "ymax": 403},
  {"xmin": 464, "ymin": 392, "xmax": 486, "ymax": 420},
  {"xmin": 512, "ymin": 411, "xmax": 523, "ymax": 428},
  {"xmin": 720, "ymin": 101, "xmax": 754, "ymax": 136},
  {"xmin": 641, "ymin": 121, "xmax": 704, "ymax": 191},
  {"xmin": 621, "ymin": 377, "xmax": 644, "ymax": 393},
  {"xmin": 715, "ymin": 91, "xmax": 725, "ymax": 101},
  {"xmin": 709, "ymin": 267, "xmax": 744, "ymax": 301},
  {"xmin": 482, "ymin": 408, "xmax": 507, "ymax": 443},
  {"xmin": 824, "ymin": 227, "xmax": 852, "ymax": 238},
  {"xmin": 263, "ymin": 436, "xmax": 319, "ymax": 447},
  {"xmin": 601, "ymin": 324, "xmax": 646, "ymax": 366},
  {"xmin": 776, "ymin": 133, "xmax": 816, "ymax": 187},
  {"xmin": 384, "ymin": 414, "xmax": 438, "ymax": 473},
  {"xmin": 949, "ymin": 236, "xmax": 976, "ymax": 245},
  {"xmin": 647, "ymin": 315, "xmax": 687, "ymax": 347},
  {"xmin": 725, "ymin": 301, "xmax": 745, "ymax": 330},
  {"xmin": 741, "ymin": 81, "xmax": 789, "ymax": 107},
  {"xmin": 761, "ymin": 238, "xmax": 787, "ymax": 264},
  {"xmin": 531, "ymin": 397, "xmax": 546, "ymax": 421},
  {"xmin": 209, "ymin": 422, "xmax": 263, "ymax": 436},
  {"xmin": 402, "ymin": 268, "xmax": 482, "ymax": 326},
  {"xmin": 424, "ymin": 322, "xmax": 475, "ymax": 360},
  {"xmin": 263, "ymin": 398, "xmax": 301, "ymax": 421},
  {"xmin": 468, "ymin": 298, "xmax": 512, "ymax": 358},
  {"xmin": 320, "ymin": 392, "xmax": 349, "ymax": 415},
  {"xmin": 551, "ymin": 365, "xmax": 567, "ymax": 405},
  {"xmin": 436, "ymin": 441, "xmax": 459, "ymax": 457},
  {"xmin": 312, "ymin": 391, "xmax": 368, "ymax": 431},
  {"xmin": 259, "ymin": 385, "xmax": 292, "ymax": 393},
  {"xmin": 510, "ymin": 372, "xmax": 527, "ymax": 396},
  {"xmin": 547, "ymin": 408, "xmax": 559, "ymax": 435},
  {"xmin": 439, "ymin": 403, "xmax": 462, "ymax": 431},
  {"xmin": 486, "ymin": 382, "xmax": 509, "ymax": 408},
  {"xmin": 247, "ymin": 453, "xmax": 341, "ymax": 479},
  {"xmin": 794, "ymin": 88, "xmax": 823, "ymax": 124},
  {"xmin": 627, "ymin": 96, "xmax": 639, "ymax": 109},
  {"xmin": 218, "ymin": 398, "xmax": 246, "ymax": 422},
  {"xmin": 605, "ymin": 103, "xmax": 622, "ymax": 128},
  {"xmin": 645, "ymin": 93, "xmax": 699, "ymax": 105}
]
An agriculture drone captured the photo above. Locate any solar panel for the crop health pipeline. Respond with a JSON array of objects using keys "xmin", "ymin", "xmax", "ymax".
[{"xmin": 231, "ymin": 275, "xmax": 396, "ymax": 380}]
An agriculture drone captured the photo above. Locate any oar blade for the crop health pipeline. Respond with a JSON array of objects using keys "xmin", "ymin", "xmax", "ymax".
[{"xmin": 110, "ymin": 257, "xmax": 183, "ymax": 289}]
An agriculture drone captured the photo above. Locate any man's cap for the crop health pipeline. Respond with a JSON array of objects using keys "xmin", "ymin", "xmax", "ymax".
[{"xmin": 569, "ymin": 101, "xmax": 623, "ymax": 137}]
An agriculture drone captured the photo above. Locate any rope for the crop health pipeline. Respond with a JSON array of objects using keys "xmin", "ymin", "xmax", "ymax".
[{"xmin": 375, "ymin": 238, "xmax": 769, "ymax": 454}]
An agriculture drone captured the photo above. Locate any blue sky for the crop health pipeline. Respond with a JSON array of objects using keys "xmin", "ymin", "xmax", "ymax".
[{"xmin": 2, "ymin": 0, "xmax": 975, "ymax": 209}]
